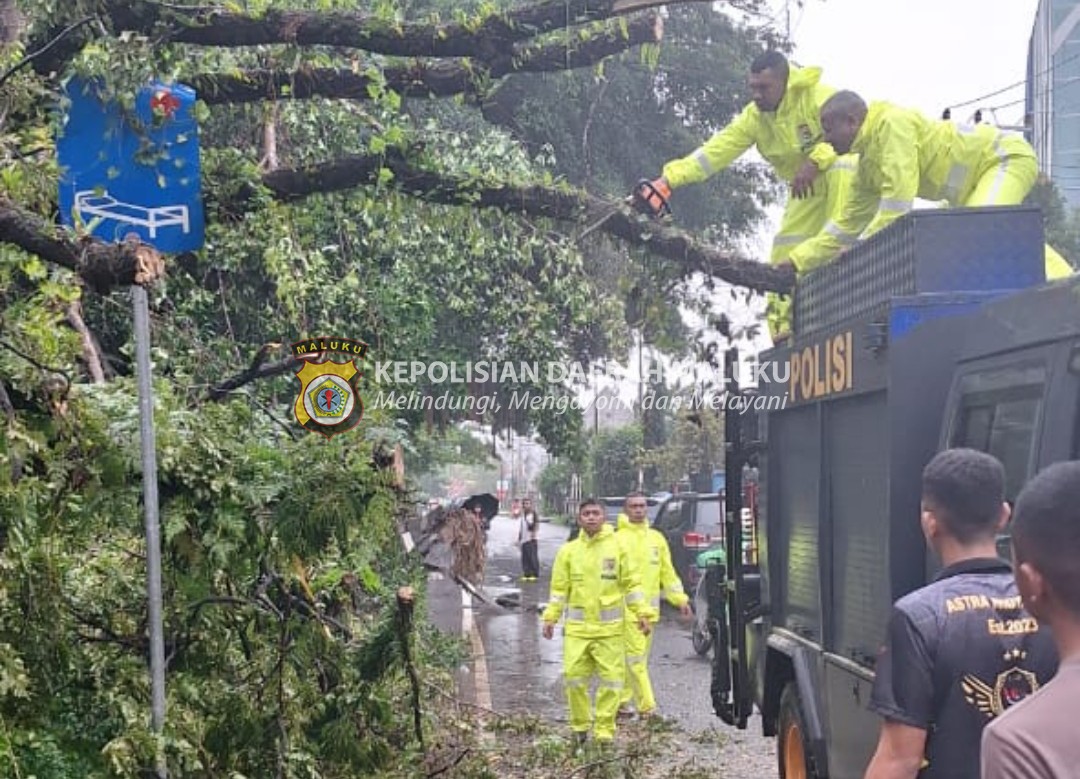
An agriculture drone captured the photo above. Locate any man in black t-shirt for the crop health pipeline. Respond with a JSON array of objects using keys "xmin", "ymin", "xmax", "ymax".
[{"xmin": 863, "ymin": 449, "xmax": 1058, "ymax": 779}]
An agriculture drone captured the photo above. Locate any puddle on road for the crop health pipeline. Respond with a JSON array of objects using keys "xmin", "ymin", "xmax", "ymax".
[
  {"xmin": 471, "ymin": 516, "xmax": 575, "ymax": 719},
  {"xmin": 478, "ymin": 584, "xmax": 566, "ymax": 719}
]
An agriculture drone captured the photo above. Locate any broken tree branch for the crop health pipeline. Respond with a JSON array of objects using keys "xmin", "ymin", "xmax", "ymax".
[
  {"xmin": 0, "ymin": 198, "xmax": 165, "ymax": 291},
  {"xmin": 65, "ymin": 300, "xmax": 106, "ymax": 383},
  {"xmin": 259, "ymin": 152, "xmax": 792, "ymax": 293},
  {"xmin": 0, "ymin": 15, "xmax": 94, "ymax": 87},
  {"xmin": 204, "ymin": 344, "xmax": 291, "ymax": 402},
  {"xmin": 32, "ymin": 0, "xmax": 701, "ymax": 75},
  {"xmin": 191, "ymin": 13, "xmax": 661, "ymax": 105},
  {"xmin": 115, "ymin": 0, "xmax": 687, "ymax": 56},
  {"xmin": 2, "ymin": 153, "xmax": 787, "ymax": 296},
  {"xmin": 395, "ymin": 586, "xmax": 423, "ymax": 748}
]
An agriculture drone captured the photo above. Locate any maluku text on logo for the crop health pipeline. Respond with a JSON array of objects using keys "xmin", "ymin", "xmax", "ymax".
[{"xmin": 291, "ymin": 337, "xmax": 368, "ymax": 438}]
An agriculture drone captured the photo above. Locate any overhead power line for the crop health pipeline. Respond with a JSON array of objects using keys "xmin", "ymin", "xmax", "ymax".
[{"xmin": 946, "ymin": 49, "xmax": 1080, "ymax": 112}]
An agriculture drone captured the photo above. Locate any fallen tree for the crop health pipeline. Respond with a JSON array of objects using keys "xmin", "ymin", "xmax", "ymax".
[
  {"xmin": 31, "ymin": 0, "xmax": 710, "ymax": 76},
  {"xmin": 0, "ymin": 154, "xmax": 790, "ymax": 294},
  {"xmin": 260, "ymin": 151, "xmax": 792, "ymax": 293},
  {"xmin": 12, "ymin": 0, "xmax": 784, "ymax": 294},
  {"xmin": 190, "ymin": 14, "xmax": 663, "ymax": 105}
]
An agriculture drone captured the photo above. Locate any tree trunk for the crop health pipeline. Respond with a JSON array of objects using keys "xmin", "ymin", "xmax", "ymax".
[{"xmin": 0, "ymin": 0, "xmax": 22, "ymax": 44}]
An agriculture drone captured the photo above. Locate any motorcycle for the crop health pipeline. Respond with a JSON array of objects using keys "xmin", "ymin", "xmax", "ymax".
[{"xmin": 690, "ymin": 546, "xmax": 728, "ymax": 657}]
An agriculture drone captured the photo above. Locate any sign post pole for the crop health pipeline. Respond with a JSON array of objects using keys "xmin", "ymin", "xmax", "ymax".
[{"xmin": 133, "ymin": 284, "xmax": 167, "ymax": 778}]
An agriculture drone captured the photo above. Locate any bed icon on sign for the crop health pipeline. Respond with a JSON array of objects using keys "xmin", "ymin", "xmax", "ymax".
[
  {"xmin": 74, "ymin": 190, "xmax": 191, "ymax": 240},
  {"xmin": 57, "ymin": 78, "xmax": 204, "ymax": 253}
]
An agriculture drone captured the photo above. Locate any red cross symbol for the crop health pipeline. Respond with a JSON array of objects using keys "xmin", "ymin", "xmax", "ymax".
[{"xmin": 150, "ymin": 89, "xmax": 180, "ymax": 119}]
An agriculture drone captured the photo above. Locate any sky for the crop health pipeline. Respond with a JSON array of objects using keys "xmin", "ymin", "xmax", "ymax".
[{"xmin": 787, "ymin": 0, "xmax": 1042, "ymax": 126}]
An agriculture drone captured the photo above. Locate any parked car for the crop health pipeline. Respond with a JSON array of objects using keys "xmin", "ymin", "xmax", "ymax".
[{"xmin": 650, "ymin": 492, "xmax": 724, "ymax": 592}]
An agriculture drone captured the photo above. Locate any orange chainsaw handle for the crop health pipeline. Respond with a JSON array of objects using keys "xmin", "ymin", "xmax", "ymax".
[{"xmin": 633, "ymin": 178, "xmax": 672, "ymax": 217}]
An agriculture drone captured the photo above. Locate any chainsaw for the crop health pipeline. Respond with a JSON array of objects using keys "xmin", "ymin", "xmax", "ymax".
[{"xmin": 575, "ymin": 178, "xmax": 672, "ymax": 243}]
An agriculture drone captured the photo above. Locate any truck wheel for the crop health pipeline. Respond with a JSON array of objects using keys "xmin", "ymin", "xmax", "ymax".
[
  {"xmin": 691, "ymin": 617, "xmax": 713, "ymax": 656},
  {"xmin": 778, "ymin": 683, "xmax": 818, "ymax": 779}
]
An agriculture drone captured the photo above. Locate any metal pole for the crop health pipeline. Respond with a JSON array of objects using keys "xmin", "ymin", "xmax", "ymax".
[
  {"xmin": 637, "ymin": 331, "xmax": 643, "ymax": 420},
  {"xmin": 132, "ymin": 285, "xmax": 167, "ymax": 778}
]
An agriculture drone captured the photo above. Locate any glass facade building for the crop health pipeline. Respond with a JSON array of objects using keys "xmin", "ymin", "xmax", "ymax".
[{"xmin": 1027, "ymin": 0, "xmax": 1080, "ymax": 207}]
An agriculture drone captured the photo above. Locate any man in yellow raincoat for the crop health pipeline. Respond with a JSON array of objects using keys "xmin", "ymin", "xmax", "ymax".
[
  {"xmin": 637, "ymin": 51, "xmax": 857, "ymax": 340},
  {"xmin": 542, "ymin": 499, "xmax": 655, "ymax": 751},
  {"xmin": 615, "ymin": 493, "xmax": 692, "ymax": 719},
  {"xmin": 787, "ymin": 90, "xmax": 1074, "ymax": 281}
]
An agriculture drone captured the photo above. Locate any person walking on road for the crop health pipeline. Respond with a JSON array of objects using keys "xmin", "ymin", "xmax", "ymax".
[
  {"xmin": 862, "ymin": 449, "xmax": 1057, "ymax": 779},
  {"xmin": 616, "ymin": 492, "xmax": 692, "ymax": 720},
  {"xmin": 519, "ymin": 497, "xmax": 541, "ymax": 582},
  {"xmin": 542, "ymin": 499, "xmax": 655, "ymax": 752},
  {"xmin": 982, "ymin": 461, "xmax": 1080, "ymax": 779}
]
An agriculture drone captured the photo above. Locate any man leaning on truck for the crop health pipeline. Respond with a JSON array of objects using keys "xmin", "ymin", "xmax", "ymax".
[
  {"xmin": 783, "ymin": 91, "xmax": 1073, "ymax": 281},
  {"xmin": 862, "ymin": 449, "xmax": 1057, "ymax": 779}
]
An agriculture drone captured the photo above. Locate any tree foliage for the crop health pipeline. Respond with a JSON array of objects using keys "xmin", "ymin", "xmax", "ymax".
[
  {"xmin": 0, "ymin": 0, "xmax": 787, "ymax": 773},
  {"xmin": 538, "ymin": 456, "xmax": 579, "ymax": 515},
  {"xmin": 588, "ymin": 424, "xmax": 642, "ymax": 496},
  {"xmin": 1026, "ymin": 175, "xmax": 1080, "ymax": 268},
  {"xmin": 638, "ymin": 390, "xmax": 725, "ymax": 492}
]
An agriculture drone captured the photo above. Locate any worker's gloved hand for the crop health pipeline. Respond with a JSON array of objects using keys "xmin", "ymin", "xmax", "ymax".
[
  {"xmin": 773, "ymin": 260, "xmax": 798, "ymax": 285},
  {"xmin": 790, "ymin": 160, "xmax": 819, "ymax": 199},
  {"xmin": 632, "ymin": 178, "xmax": 672, "ymax": 217}
]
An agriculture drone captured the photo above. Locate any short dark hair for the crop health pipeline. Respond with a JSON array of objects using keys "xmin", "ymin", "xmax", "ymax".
[
  {"xmin": 1011, "ymin": 461, "xmax": 1080, "ymax": 616},
  {"xmin": 579, "ymin": 498, "xmax": 603, "ymax": 513},
  {"xmin": 624, "ymin": 491, "xmax": 646, "ymax": 503},
  {"xmin": 821, "ymin": 90, "xmax": 868, "ymax": 121},
  {"xmin": 922, "ymin": 448, "xmax": 1005, "ymax": 543},
  {"xmin": 750, "ymin": 51, "xmax": 789, "ymax": 78}
]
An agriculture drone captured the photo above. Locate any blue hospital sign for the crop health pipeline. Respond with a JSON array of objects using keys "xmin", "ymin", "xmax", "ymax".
[{"xmin": 58, "ymin": 78, "xmax": 204, "ymax": 253}]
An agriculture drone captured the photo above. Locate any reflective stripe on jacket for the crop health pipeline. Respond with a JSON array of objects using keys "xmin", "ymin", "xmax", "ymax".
[
  {"xmin": 790, "ymin": 102, "xmax": 1038, "ymax": 272},
  {"xmin": 616, "ymin": 515, "xmax": 688, "ymax": 618},
  {"xmin": 662, "ymin": 65, "xmax": 838, "ymax": 187},
  {"xmin": 542, "ymin": 524, "xmax": 654, "ymax": 638}
]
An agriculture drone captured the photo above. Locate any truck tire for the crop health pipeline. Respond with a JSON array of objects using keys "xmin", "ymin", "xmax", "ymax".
[
  {"xmin": 778, "ymin": 682, "xmax": 819, "ymax": 779},
  {"xmin": 691, "ymin": 616, "xmax": 713, "ymax": 656},
  {"xmin": 690, "ymin": 579, "xmax": 713, "ymax": 656}
]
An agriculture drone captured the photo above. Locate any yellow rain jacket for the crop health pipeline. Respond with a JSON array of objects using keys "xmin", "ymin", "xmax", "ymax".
[
  {"xmin": 616, "ymin": 514, "xmax": 689, "ymax": 714},
  {"xmin": 542, "ymin": 523, "xmax": 655, "ymax": 637},
  {"xmin": 790, "ymin": 102, "xmax": 1039, "ymax": 272},
  {"xmin": 1046, "ymin": 245, "xmax": 1075, "ymax": 279},
  {"xmin": 661, "ymin": 65, "xmax": 856, "ymax": 340},
  {"xmin": 662, "ymin": 65, "xmax": 838, "ymax": 187},
  {"xmin": 615, "ymin": 514, "xmax": 688, "ymax": 616}
]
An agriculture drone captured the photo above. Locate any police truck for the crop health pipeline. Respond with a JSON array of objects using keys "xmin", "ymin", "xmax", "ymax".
[{"xmin": 710, "ymin": 206, "xmax": 1080, "ymax": 779}]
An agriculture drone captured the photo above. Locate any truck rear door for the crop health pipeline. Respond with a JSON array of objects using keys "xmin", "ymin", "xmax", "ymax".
[{"xmin": 942, "ymin": 340, "xmax": 1080, "ymax": 521}]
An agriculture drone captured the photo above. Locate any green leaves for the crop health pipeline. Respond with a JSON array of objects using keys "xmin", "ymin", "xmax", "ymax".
[
  {"xmin": 0, "ymin": 0, "xmax": 790, "ymax": 773},
  {"xmin": 0, "ymin": 646, "xmax": 29, "ymax": 700},
  {"xmin": 0, "ymin": 373, "xmax": 425, "ymax": 776}
]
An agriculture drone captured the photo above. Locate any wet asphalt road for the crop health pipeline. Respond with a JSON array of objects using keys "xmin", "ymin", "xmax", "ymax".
[
  {"xmin": 424, "ymin": 513, "xmax": 779, "ymax": 776},
  {"xmin": 474, "ymin": 514, "xmax": 728, "ymax": 731}
]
